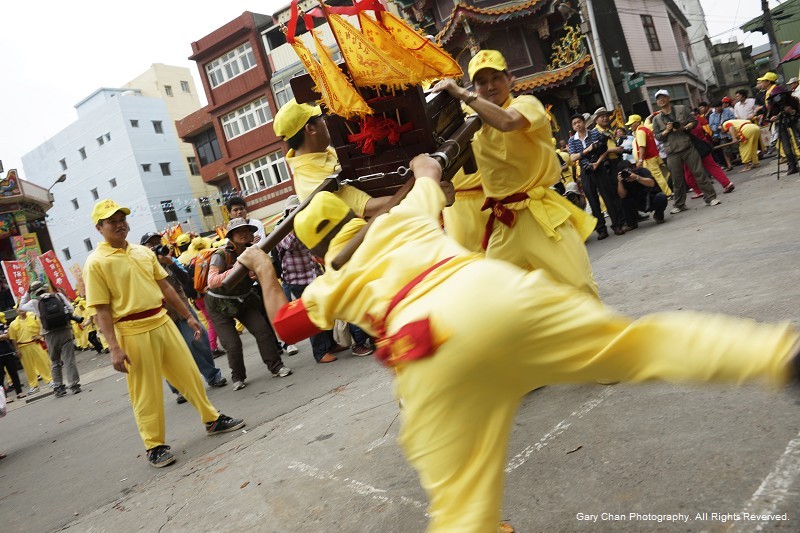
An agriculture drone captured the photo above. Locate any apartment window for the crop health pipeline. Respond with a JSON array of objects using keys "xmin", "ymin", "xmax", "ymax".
[
  {"xmin": 109, "ymin": 178, "xmax": 117, "ymax": 188},
  {"xmin": 161, "ymin": 200, "xmax": 178, "ymax": 222},
  {"xmin": 235, "ymin": 150, "xmax": 289, "ymax": 194},
  {"xmin": 199, "ymin": 196, "xmax": 213, "ymax": 216},
  {"xmin": 160, "ymin": 162, "xmax": 171, "ymax": 176},
  {"xmin": 62, "ymin": 248, "xmax": 71, "ymax": 261},
  {"xmin": 84, "ymin": 238, "xmax": 93, "ymax": 251},
  {"xmin": 71, "ymin": 198, "xmax": 79, "ymax": 210},
  {"xmin": 181, "ymin": 80, "xmax": 190, "ymax": 93},
  {"xmin": 165, "ymin": 85, "xmax": 173, "ymax": 97},
  {"xmin": 79, "ymin": 147, "xmax": 87, "ymax": 160},
  {"xmin": 205, "ymin": 42, "xmax": 257, "ymax": 88},
  {"xmin": 105, "ymin": 132, "xmax": 111, "ymax": 142},
  {"xmin": 59, "ymin": 158, "xmax": 67, "ymax": 170},
  {"xmin": 152, "ymin": 120, "xmax": 163, "ymax": 134},
  {"xmin": 272, "ymin": 79, "xmax": 294, "ymax": 108},
  {"xmin": 91, "ymin": 188, "xmax": 99, "ymax": 200},
  {"xmin": 221, "ymin": 96, "xmax": 273, "ymax": 141},
  {"xmin": 641, "ymin": 15, "xmax": 661, "ymax": 51},
  {"xmin": 141, "ymin": 163, "xmax": 151, "ymax": 173},
  {"xmin": 130, "ymin": 119, "xmax": 139, "ymax": 128},
  {"xmin": 97, "ymin": 136, "xmax": 105, "ymax": 147},
  {"xmin": 187, "ymin": 156, "xmax": 200, "ymax": 176},
  {"xmin": 194, "ymin": 129, "xmax": 222, "ymax": 166}
]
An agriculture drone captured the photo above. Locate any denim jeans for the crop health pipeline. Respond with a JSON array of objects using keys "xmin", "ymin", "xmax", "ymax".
[{"xmin": 167, "ymin": 309, "xmax": 223, "ymax": 393}]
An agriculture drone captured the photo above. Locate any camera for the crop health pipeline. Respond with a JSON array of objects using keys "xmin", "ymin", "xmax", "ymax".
[
  {"xmin": 620, "ymin": 170, "xmax": 631, "ymax": 180},
  {"xmin": 153, "ymin": 244, "xmax": 171, "ymax": 256},
  {"xmin": 671, "ymin": 121, "xmax": 682, "ymax": 129}
]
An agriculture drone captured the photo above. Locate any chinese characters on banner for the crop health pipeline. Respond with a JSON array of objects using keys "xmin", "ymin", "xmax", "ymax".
[
  {"xmin": 1, "ymin": 261, "xmax": 30, "ymax": 303},
  {"xmin": 12, "ymin": 233, "xmax": 46, "ymax": 287},
  {"xmin": 38, "ymin": 250, "xmax": 76, "ymax": 300},
  {"xmin": 68, "ymin": 263, "xmax": 85, "ymax": 298}
]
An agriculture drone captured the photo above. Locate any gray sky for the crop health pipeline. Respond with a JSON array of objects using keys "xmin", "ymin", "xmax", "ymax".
[{"xmin": 0, "ymin": 0, "xmax": 770, "ymax": 179}]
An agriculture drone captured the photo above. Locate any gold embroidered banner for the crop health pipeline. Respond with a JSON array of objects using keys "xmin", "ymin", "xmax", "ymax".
[
  {"xmin": 357, "ymin": 12, "xmax": 436, "ymax": 83},
  {"xmin": 379, "ymin": 11, "xmax": 462, "ymax": 79}
]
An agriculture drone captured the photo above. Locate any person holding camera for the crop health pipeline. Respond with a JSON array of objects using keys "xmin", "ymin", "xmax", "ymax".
[
  {"xmin": 569, "ymin": 113, "xmax": 626, "ymax": 240},
  {"xmin": 767, "ymin": 85, "xmax": 800, "ymax": 175},
  {"xmin": 651, "ymin": 89, "xmax": 720, "ymax": 214},
  {"xmin": 616, "ymin": 161, "xmax": 668, "ymax": 228}
]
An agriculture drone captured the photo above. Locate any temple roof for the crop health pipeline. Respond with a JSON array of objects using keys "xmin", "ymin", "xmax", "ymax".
[
  {"xmin": 514, "ymin": 53, "xmax": 592, "ymax": 94},
  {"xmin": 437, "ymin": 0, "xmax": 551, "ymax": 46}
]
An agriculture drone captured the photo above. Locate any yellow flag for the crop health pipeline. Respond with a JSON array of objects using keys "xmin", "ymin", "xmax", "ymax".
[
  {"xmin": 357, "ymin": 12, "xmax": 436, "ymax": 83},
  {"xmin": 290, "ymin": 32, "xmax": 372, "ymax": 120},
  {"xmin": 379, "ymin": 11, "xmax": 462, "ymax": 79},
  {"xmin": 327, "ymin": 13, "xmax": 414, "ymax": 88}
]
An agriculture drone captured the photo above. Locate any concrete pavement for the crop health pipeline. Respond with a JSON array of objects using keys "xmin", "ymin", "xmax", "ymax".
[{"xmin": 2, "ymin": 162, "xmax": 799, "ymax": 532}]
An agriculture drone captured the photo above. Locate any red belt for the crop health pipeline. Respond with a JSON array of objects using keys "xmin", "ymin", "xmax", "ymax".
[
  {"xmin": 117, "ymin": 302, "xmax": 165, "ymax": 323},
  {"xmin": 480, "ymin": 192, "xmax": 530, "ymax": 250}
]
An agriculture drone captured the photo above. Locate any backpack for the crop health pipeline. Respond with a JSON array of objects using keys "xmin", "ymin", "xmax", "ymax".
[
  {"xmin": 192, "ymin": 248, "xmax": 234, "ymax": 294},
  {"xmin": 38, "ymin": 294, "xmax": 69, "ymax": 330}
]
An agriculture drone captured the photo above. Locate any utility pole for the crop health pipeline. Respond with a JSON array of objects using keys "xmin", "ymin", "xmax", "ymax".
[{"xmin": 761, "ymin": 0, "xmax": 785, "ymax": 78}]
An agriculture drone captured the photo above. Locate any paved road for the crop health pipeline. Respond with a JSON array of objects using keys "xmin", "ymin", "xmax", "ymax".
[{"xmin": 1, "ymin": 163, "xmax": 798, "ymax": 532}]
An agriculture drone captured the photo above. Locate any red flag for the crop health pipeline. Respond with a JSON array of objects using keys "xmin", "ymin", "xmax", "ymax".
[
  {"xmin": 1, "ymin": 260, "xmax": 30, "ymax": 303},
  {"xmin": 38, "ymin": 251, "xmax": 76, "ymax": 300}
]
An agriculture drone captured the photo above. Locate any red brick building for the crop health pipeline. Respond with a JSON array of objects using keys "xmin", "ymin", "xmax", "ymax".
[{"xmin": 177, "ymin": 11, "xmax": 293, "ymax": 221}]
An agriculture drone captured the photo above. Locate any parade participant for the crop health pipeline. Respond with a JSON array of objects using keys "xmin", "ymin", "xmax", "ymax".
[
  {"xmin": 7, "ymin": 310, "xmax": 52, "ymax": 394},
  {"xmin": 140, "ymin": 232, "xmax": 227, "ymax": 402},
  {"xmin": 84, "ymin": 199, "xmax": 245, "ymax": 468},
  {"xmin": 236, "ymin": 153, "xmax": 800, "ymax": 533},
  {"xmin": 274, "ymin": 98, "xmax": 391, "ymax": 218},
  {"xmin": 174, "ymin": 233, "xmax": 194, "ymax": 265},
  {"xmin": 722, "ymin": 119, "xmax": 761, "ymax": 172},
  {"xmin": 433, "ymin": 50, "xmax": 597, "ymax": 297},
  {"xmin": 441, "ymin": 167, "xmax": 489, "ymax": 253},
  {"xmin": 205, "ymin": 218, "xmax": 292, "ymax": 390},
  {"xmin": 651, "ymin": 89, "xmax": 720, "ymax": 213},
  {"xmin": 19, "ymin": 281, "xmax": 81, "ymax": 397},
  {"xmin": 627, "ymin": 114, "xmax": 672, "ymax": 195},
  {"xmin": 0, "ymin": 318, "xmax": 25, "ymax": 401}
]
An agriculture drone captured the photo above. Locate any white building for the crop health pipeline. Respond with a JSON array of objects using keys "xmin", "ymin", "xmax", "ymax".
[
  {"xmin": 22, "ymin": 88, "xmax": 205, "ymax": 271},
  {"xmin": 675, "ymin": 0, "xmax": 718, "ymax": 91}
]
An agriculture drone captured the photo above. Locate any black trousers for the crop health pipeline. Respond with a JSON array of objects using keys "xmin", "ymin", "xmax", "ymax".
[
  {"xmin": 0, "ymin": 352, "xmax": 23, "ymax": 395},
  {"xmin": 581, "ymin": 163, "xmax": 625, "ymax": 232},
  {"xmin": 621, "ymin": 192, "xmax": 668, "ymax": 224},
  {"xmin": 87, "ymin": 330, "xmax": 104, "ymax": 353}
]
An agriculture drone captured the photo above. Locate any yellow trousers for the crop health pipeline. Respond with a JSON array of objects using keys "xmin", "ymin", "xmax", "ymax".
[
  {"xmin": 740, "ymin": 124, "xmax": 761, "ymax": 165},
  {"xmin": 18, "ymin": 343, "xmax": 53, "ymax": 388},
  {"xmin": 393, "ymin": 262, "xmax": 797, "ymax": 533},
  {"xmin": 442, "ymin": 190, "xmax": 489, "ymax": 254},
  {"xmin": 119, "ymin": 318, "xmax": 219, "ymax": 450},
  {"xmin": 485, "ymin": 209, "xmax": 598, "ymax": 297},
  {"xmin": 642, "ymin": 156, "xmax": 672, "ymax": 196}
]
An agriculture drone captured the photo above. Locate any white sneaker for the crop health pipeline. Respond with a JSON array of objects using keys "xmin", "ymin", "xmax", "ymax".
[
  {"xmin": 27, "ymin": 386, "xmax": 40, "ymax": 394},
  {"xmin": 285, "ymin": 344, "xmax": 299, "ymax": 356},
  {"xmin": 274, "ymin": 366, "xmax": 292, "ymax": 378},
  {"xmin": 706, "ymin": 198, "xmax": 721, "ymax": 206},
  {"xmin": 233, "ymin": 381, "xmax": 246, "ymax": 391}
]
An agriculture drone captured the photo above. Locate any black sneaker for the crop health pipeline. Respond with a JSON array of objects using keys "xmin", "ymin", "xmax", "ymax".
[
  {"xmin": 71, "ymin": 385, "xmax": 82, "ymax": 395},
  {"xmin": 210, "ymin": 377, "xmax": 228, "ymax": 388},
  {"xmin": 147, "ymin": 445, "xmax": 176, "ymax": 468},
  {"xmin": 54, "ymin": 388, "xmax": 67, "ymax": 398},
  {"xmin": 176, "ymin": 394, "xmax": 187, "ymax": 404},
  {"xmin": 206, "ymin": 414, "xmax": 245, "ymax": 435}
]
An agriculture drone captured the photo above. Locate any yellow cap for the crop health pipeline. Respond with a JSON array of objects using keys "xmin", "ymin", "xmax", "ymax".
[
  {"xmin": 468, "ymin": 50, "xmax": 508, "ymax": 81},
  {"xmin": 212, "ymin": 238, "xmax": 227, "ymax": 248},
  {"xmin": 294, "ymin": 192, "xmax": 352, "ymax": 251},
  {"xmin": 189, "ymin": 236, "xmax": 212, "ymax": 252},
  {"xmin": 91, "ymin": 199, "xmax": 131, "ymax": 224},
  {"xmin": 625, "ymin": 114, "xmax": 642, "ymax": 127},
  {"xmin": 273, "ymin": 98, "xmax": 322, "ymax": 140},
  {"xmin": 757, "ymin": 72, "xmax": 778, "ymax": 82},
  {"xmin": 175, "ymin": 233, "xmax": 191, "ymax": 246}
]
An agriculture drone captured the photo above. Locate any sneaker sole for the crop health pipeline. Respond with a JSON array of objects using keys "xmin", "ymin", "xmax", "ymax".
[
  {"xmin": 149, "ymin": 456, "xmax": 176, "ymax": 468},
  {"xmin": 207, "ymin": 421, "xmax": 246, "ymax": 435},
  {"xmin": 273, "ymin": 372, "xmax": 292, "ymax": 378}
]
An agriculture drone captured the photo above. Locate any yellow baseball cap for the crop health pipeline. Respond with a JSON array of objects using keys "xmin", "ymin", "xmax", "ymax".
[
  {"xmin": 468, "ymin": 50, "xmax": 508, "ymax": 81},
  {"xmin": 294, "ymin": 192, "xmax": 353, "ymax": 252},
  {"xmin": 175, "ymin": 233, "xmax": 191, "ymax": 246},
  {"xmin": 91, "ymin": 199, "xmax": 131, "ymax": 224},
  {"xmin": 757, "ymin": 72, "xmax": 778, "ymax": 82},
  {"xmin": 624, "ymin": 114, "xmax": 642, "ymax": 126},
  {"xmin": 273, "ymin": 98, "xmax": 323, "ymax": 140}
]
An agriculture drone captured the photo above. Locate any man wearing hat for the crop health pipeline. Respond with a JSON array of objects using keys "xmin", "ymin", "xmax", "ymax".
[
  {"xmin": 273, "ymin": 98, "xmax": 390, "ymax": 218},
  {"xmin": 651, "ymin": 89, "xmax": 720, "ymax": 213},
  {"xmin": 84, "ymin": 199, "xmax": 245, "ymax": 468},
  {"xmin": 8, "ymin": 308, "xmax": 53, "ymax": 394},
  {"xmin": 19, "ymin": 280, "xmax": 81, "ymax": 397},
  {"xmin": 591, "ymin": 106, "xmax": 627, "ymax": 230},
  {"xmin": 234, "ymin": 153, "xmax": 800, "ymax": 533},
  {"xmin": 140, "ymin": 232, "xmax": 227, "ymax": 403},
  {"xmin": 205, "ymin": 218, "xmax": 291, "ymax": 390},
  {"xmin": 627, "ymin": 114, "xmax": 672, "ymax": 195},
  {"xmin": 432, "ymin": 50, "xmax": 597, "ymax": 297}
]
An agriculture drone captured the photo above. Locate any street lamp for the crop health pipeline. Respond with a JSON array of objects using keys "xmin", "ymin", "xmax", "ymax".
[{"xmin": 47, "ymin": 174, "xmax": 67, "ymax": 202}]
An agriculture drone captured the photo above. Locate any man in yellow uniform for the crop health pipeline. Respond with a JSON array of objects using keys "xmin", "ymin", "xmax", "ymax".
[
  {"xmin": 84, "ymin": 199, "xmax": 245, "ymax": 468},
  {"xmin": 7, "ymin": 309, "xmax": 52, "ymax": 394},
  {"xmin": 442, "ymin": 167, "xmax": 488, "ymax": 253},
  {"xmin": 273, "ymin": 98, "xmax": 390, "ymax": 218},
  {"xmin": 433, "ymin": 51, "xmax": 597, "ymax": 296},
  {"xmin": 627, "ymin": 114, "xmax": 672, "ymax": 195},
  {"xmin": 722, "ymin": 119, "xmax": 762, "ymax": 171},
  {"xmin": 235, "ymin": 153, "xmax": 800, "ymax": 533}
]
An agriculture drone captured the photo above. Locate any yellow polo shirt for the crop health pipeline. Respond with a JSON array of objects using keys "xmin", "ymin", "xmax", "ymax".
[
  {"xmin": 286, "ymin": 147, "xmax": 371, "ymax": 217},
  {"xmin": 84, "ymin": 241, "xmax": 169, "ymax": 334},
  {"xmin": 8, "ymin": 314, "xmax": 41, "ymax": 344}
]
